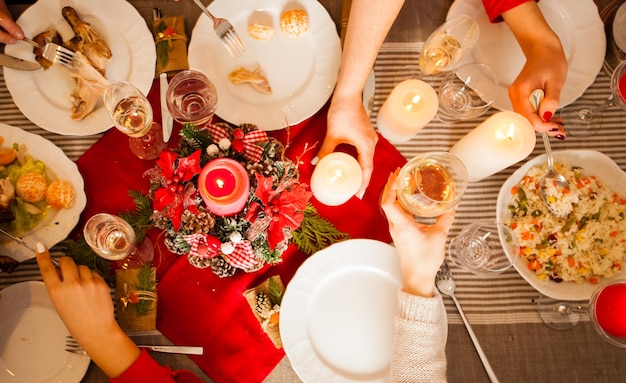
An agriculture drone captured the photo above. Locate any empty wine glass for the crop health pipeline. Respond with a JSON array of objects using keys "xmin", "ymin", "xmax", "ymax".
[
  {"xmin": 538, "ymin": 280, "xmax": 626, "ymax": 348},
  {"xmin": 83, "ymin": 213, "xmax": 153, "ymax": 270},
  {"xmin": 448, "ymin": 221, "xmax": 516, "ymax": 275},
  {"xmin": 166, "ymin": 69, "xmax": 218, "ymax": 126},
  {"xmin": 419, "ymin": 15, "xmax": 480, "ymax": 76},
  {"xmin": 396, "ymin": 151, "xmax": 468, "ymax": 218},
  {"xmin": 103, "ymin": 81, "xmax": 167, "ymax": 160},
  {"xmin": 559, "ymin": 59, "xmax": 626, "ymax": 137},
  {"xmin": 437, "ymin": 63, "xmax": 498, "ymax": 123}
]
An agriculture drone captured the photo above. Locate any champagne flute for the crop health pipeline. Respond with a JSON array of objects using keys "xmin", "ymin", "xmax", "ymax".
[
  {"xmin": 419, "ymin": 15, "xmax": 479, "ymax": 76},
  {"xmin": 558, "ymin": 59, "xmax": 626, "ymax": 137},
  {"xmin": 83, "ymin": 213, "xmax": 154, "ymax": 270},
  {"xmin": 166, "ymin": 69, "xmax": 218, "ymax": 127},
  {"xmin": 538, "ymin": 280, "xmax": 626, "ymax": 348},
  {"xmin": 103, "ymin": 82, "xmax": 167, "ymax": 160},
  {"xmin": 396, "ymin": 151, "xmax": 468, "ymax": 218},
  {"xmin": 437, "ymin": 62, "xmax": 498, "ymax": 123}
]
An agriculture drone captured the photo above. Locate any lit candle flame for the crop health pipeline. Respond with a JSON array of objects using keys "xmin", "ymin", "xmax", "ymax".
[
  {"xmin": 216, "ymin": 179, "xmax": 225, "ymax": 189},
  {"xmin": 329, "ymin": 168, "xmax": 345, "ymax": 183},
  {"xmin": 495, "ymin": 123, "xmax": 517, "ymax": 142},
  {"xmin": 404, "ymin": 93, "xmax": 423, "ymax": 112}
]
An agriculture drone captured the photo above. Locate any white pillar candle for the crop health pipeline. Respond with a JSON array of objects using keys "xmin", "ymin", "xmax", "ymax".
[
  {"xmin": 450, "ymin": 111, "xmax": 536, "ymax": 182},
  {"xmin": 310, "ymin": 152, "xmax": 363, "ymax": 206},
  {"xmin": 376, "ymin": 79, "xmax": 439, "ymax": 143}
]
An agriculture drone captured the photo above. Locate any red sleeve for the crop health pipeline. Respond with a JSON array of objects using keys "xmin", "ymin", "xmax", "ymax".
[
  {"xmin": 108, "ymin": 349, "xmax": 204, "ymax": 383},
  {"xmin": 480, "ymin": 0, "xmax": 537, "ymax": 23}
]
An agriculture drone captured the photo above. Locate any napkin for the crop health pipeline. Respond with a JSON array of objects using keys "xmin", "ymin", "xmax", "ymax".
[
  {"xmin": 152, "ymin": 15, "xmax": 189, "ymax": 76},
  {"xmin": 75, "ymin": 78, "xmax": 407, "ymax": 383}
]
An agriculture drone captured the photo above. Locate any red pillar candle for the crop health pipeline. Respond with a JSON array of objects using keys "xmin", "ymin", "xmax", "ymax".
[{"xmin": 198, "ymin": 158, "xmax": 250, "ymax": 216}]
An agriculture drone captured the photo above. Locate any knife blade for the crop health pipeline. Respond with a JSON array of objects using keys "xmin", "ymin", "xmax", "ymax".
[
  {"xmin": 0, "ymin": 227, "xmax": 60, "ymax": 268},
  {"xmin": 160, "ymin": 72, "xmax": 174, "ymax": 143},
  {"xmin": 0, "ymin": 53, "xmax": 41, "ymax": 70},
  {"xmin": 138, "ymin": 345, "xmax": 203, "ymax": 355}
]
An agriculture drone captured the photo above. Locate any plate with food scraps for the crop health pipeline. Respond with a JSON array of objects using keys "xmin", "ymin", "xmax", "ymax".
[
  {"xmin": 448, "ymin": 0, "xmax": 606, "ymax": 111},
  {"xmin": 188, "ymin": 0, "xmax": 341, "ymax": 131},
  {"xmin": 4, "ymin": 0, "xmax": 156, "ymax": 136},
  {"xmin": 0, "ymin": 124, "xmax": 86, "ymax": 262},
  {"xmin": 497, "ymin": 150, "xmax": 626, "ymax": 301},
  {"xmin": 280, "ymin": 238, "xmax": 447, "ymax": 382},
  {"xmin": 0, "ymin": 281, "xmax": 90, "ymax": 383}
]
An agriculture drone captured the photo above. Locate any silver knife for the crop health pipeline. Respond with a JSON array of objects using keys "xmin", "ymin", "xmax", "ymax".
[
  {"xmin": 160, "ymin": 72, "xmax": 174, "ymax": 143},
  {"xmin": 0, "ymin": 227, "xmax": 60, "ymax": 268},
  {"xmin": 0, "ymin": 53, "xmax": 41, "ymax": 70},
  {"xmin": 138, "ymin": 345, "xmax": 203, "ymax": 355}
]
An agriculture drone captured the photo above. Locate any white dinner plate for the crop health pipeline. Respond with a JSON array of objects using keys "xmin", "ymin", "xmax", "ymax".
[
  {"xmin": 0, "ymin": 281, "xmax": 90, "ymax": 383},
  {"xmin": 0, "ymin": 124, "xmax": 86, "ymax": 262},
  {"xmin": 497, "ymin": 150, "xmax": 626, "ymax": 301},
  {"xmin": 4, "ymin": 0, "xmax": 156, "ymax": 136},
  {"xmin": 188, "ymin": 0, "xmax": 341, "ymax": 131},
  {"xmin": 447, "ymin": 0, "xmax": 606, "ymax": 111},
  {"xmin": 281, "ymin": 239, "xmax": 407, "ymax": 382}
]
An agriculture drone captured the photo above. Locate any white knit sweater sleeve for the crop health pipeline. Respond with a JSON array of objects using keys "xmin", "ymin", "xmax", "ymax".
[{"xmin": 390, "ymin": 290, "xmax": 448, "ymax": 383}]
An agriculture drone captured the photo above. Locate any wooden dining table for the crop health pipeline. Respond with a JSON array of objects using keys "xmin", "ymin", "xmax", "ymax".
[{"xmin": 2, "ymin": 0, "xmax": 626, "ymax": 382}]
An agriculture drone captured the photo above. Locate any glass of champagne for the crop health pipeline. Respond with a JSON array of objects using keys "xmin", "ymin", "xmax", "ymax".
[
  {"xmin": 538, "ymin": 280, "xmax": 626, "ymax": 348},
  {"xmin": 437, "ymin": 63, "xmax": 498, "ymax": 123},
  {"xmin": 103, "ymin": 81, "xmax": 167, "ymax": 160},
  {"xmin": 166, "ymin": 69, "xmax": 218, "ymax": 126},
  {"xmin": 83, "ymin": 213, "xmax": 153, "ymax": 270},
  {"xmin": 419, "ymin": 15, "xmax": 479, "ymax": 76},
  {"xmin": 558, "ymin": 59, "xmax": 626, "ymax": 137},
  {"xmin": 396, "ymin": 151, "xmax": 468, "ymax": 218}
]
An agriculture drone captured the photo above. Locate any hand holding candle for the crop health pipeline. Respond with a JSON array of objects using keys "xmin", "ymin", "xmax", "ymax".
[
  {"xmin": 376, "ymin": 79, "xmax": 439, "ymax": 143},
  {"xmin": 450, "ymin": 111, "xmax": 536, "ymax": 182},
  {"xmin": 310, "ymin": 152, "xmax": 363, "ymax": 206},
  {"xmin": 198, "ymin": 158, "xmax": 250, "ymax": 216}
]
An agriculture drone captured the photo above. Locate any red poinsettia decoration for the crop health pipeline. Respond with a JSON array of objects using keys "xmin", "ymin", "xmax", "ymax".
[
  {"xmin": 246, "ymin": 173, "xmax": 312, "ymax": 250},
  {"xmin": 153, "ymin": 150, "xmax": 202, "ymax": 231}
]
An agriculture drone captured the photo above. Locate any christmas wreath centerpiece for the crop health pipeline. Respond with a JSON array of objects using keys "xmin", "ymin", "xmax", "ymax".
[{"xmin": 146, "ymin": 123, "xmax": 347, "ymax": 277}]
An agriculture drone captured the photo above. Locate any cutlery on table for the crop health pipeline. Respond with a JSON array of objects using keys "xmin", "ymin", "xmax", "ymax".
[
  {"xmin": 65, "ymin": 336, "xmax": 203, "ymax": 355},
  {"xmin": 190, "ymin": 0, "xmax": 244, "ymax": 59},
  {"xmin": 42, "ymin": 42, "xmax": 75, "ymax": 69},
  {"xmin": 0, "ymin": 53, "xmax": 41, "ymax": 70},
  {"xmin": 0, "ymin": 227, "xmax": 60, "ymax": 268},
  {"xmin": 436, "ymin": 261, "xmax": 500, "ymax": 383},
  {"xmin": 153, "ymin": 8, "xmax": 174, "ymax": 143}
]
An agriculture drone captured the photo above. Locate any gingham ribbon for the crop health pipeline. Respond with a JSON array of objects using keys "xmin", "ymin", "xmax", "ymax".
[
  {"xmin": 183, "ymin": 234, "xmax": 220, "ymax": 259},
  {"xmin": 223, "ymin": 240, "xmax": 257, "ymax": 270},
  {"xmin": 206, "ymin": 124, "xmax": 269, "ymax": 162}
]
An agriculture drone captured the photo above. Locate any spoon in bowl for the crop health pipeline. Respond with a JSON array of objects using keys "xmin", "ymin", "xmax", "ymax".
[{"xmin": 529, "ymin": 89, "xmax": 571, "ymax": 217}]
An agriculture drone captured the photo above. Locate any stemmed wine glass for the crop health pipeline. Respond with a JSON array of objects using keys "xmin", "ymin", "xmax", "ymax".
[
  {"xmin": 83, "ymin": 213, "xmax": 154, "ymax": 270},
  {"xmin": 537, "ymin": 280, "xmax": 626, "ymax": 347},
  {"xmin": 166, "ymin": 69, "xmax": 218, "ymax": 127},
  {"xmin": 437, "ymin": 62, "xmax": 498, "ymax": 123},
  {"xmin": 103, "ymin": 81, "xmax": 167, "ymax": 160},
  {"xmin": 558, "ymin": 59, "xmax": 626, "ymax": 137},
  {"xmin": 419, "ymin": 15, "xmax": 479, "ymax": 76}
]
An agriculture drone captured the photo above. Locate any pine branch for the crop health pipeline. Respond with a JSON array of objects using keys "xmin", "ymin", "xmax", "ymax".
[
  {"xmin": 119, "ymin": 190, "xmax": 154, "ymax": 242},
  {"xmin": 267, "ymin": 276, "xmax": 283, "ymax": 305},
  {"xmin": 61, "ymin": 239, "xmax": 114, "ymax": 285},
  {"xmin": 134, "ymin": 263, "xmax": 156, "ymax": 317},
  {"xmin": 292, "ymin": 204, "xmax": 350, "ymax": 255}
]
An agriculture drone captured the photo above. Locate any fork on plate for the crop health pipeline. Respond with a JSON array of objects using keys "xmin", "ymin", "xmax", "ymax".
[
  {"xmin": 42, "ymin": 42, "xmax": 76, "ymax": 69},
  {"xmin": 190, "ymin": 0, "xmax": 245, "ymax": 59}
]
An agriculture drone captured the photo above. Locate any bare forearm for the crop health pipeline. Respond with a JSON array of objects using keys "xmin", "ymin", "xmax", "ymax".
[
  {"xmin": 502, "ymin": 2, "xmax": 562, "ymax": 57},
  {"xmin": 79, "ymin": 326, "xmax": 141, "ymax": 378}
]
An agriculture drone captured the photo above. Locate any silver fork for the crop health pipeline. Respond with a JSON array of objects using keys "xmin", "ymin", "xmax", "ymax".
[
  {"xmin": 42, "ymin": 42, "xmax": 76, "ymax": 69},
  {"xmin": 65, "ymin": 336, "xmax": 203, "ymax": 355},
  {"xmin": 191, "ymin": 0, "xmax": 245, "ymax": 59},
  {"xmin": 65, "ymin": 336, "xmax": 86, "ymax": 355},
  {"xmin": 436, "ymin": 261, "xmax": 501, "ymax": 383}
]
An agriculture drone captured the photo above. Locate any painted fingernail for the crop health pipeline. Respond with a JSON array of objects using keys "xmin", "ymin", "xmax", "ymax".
[
  {"xmin": 555, "ymin": 134, "xmax": 565, "ymax": 140},
  {"xmin": 355, "ymin": 190, "xmax": 365, "ymax": 200},
  {"xmin": 36, "ymin": 241, "xmax": 46, "ymax": 254},
  {"xmin": 543, "ymin": 111, "xmax": 553, "ymax": 122},
  {"xmin": 311, "ymin": 156, "xmax": 319, "ymax": 165},
  {"xmin": 550, "ymin": 128, "xmax": 559, "ymax": 132}
]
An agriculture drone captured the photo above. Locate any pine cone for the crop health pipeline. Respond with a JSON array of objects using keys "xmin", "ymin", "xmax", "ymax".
[
  {"xmin": 181, "ymin": 206, "xmax": 215, "ymax": 234},
  {"xmin": 187, "ymin": 254, "xmax": 212, "ymax": 269},
  {"xmin": 209, "ymin": 256, "xmax": 236, "ymax": 278},
  {"xmin": 255, "ymin": 292, "xmax": 272, "ymax": 319}
]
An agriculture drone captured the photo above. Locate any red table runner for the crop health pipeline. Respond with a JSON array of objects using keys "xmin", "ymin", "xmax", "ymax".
[{"xmin": 75, "ymin": 80, "xmax": 407, "ymax": 383}]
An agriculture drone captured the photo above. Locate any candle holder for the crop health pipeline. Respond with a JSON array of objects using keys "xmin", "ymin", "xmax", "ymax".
[
  {"xmin": 396, "ymin": 151, "xmax": 467, "ymax": 217},
  {"xmin": 310, "ymin": 152, "xmax": 362, "ymax": 206},
  {"xmin": 198, "ymin": 158, "xmax": 250, "ymax": 216}
]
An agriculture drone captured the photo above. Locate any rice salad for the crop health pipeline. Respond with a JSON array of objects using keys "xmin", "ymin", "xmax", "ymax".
[{"xmin": 505, "ymin": 161, "xmax": 626, "ymax": 284}]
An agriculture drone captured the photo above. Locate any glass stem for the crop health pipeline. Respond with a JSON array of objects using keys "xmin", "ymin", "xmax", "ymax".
[{"xmin": 581, "ymin": 96, "xmax": 616, "ymax": 120}]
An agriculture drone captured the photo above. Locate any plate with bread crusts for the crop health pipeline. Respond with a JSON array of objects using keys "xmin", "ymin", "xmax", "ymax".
[
  {"xmin": 4, "ymin": 0, "xmax": 156, "ymax": 136},
  {"xmin": 189, "ymin": 0, "xmax": 342, "ymax": 131}
]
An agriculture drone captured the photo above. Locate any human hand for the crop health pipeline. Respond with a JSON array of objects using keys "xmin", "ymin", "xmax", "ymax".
[
  {"xmin": 316, "ymin": 94, "xmax": 378, "ymax": 199},
  {"xmin": 380, "ymin": 170, "xmax": 457, "ymax": 297},
  {"xmin": 0, "ymin": 4, "xmax": 24, "ymax": 44}
]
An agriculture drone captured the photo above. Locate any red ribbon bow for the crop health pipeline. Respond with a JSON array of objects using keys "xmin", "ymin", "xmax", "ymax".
[
  {"xmin": 207, "ymin": 124, "xmax": 269, "ymax": 162},
  {"xmin": 183, "ymin": 233, "xmax": 257, "ymax": 270},
  {"xmin": 183, "ymin": 234, "xmax": 220, "ymax": 259}
]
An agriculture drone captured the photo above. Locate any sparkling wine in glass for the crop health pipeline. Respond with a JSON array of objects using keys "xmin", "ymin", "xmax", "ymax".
[
  {"xmin": 419, "ymin": 15, "xmax": 479, "ymax": 76},
  {"xmin": 83, "ymin": 213, "xmax": 154, "ymax": 269},
  {"xmin": 103, "ymin": 82, "xmax": 167, "ymax": 160},
  {"xmin": 559, "ymin": 59, "xmax": 626, "ymax": 137},
  {"xmin": 396, "ymin": 151, "xmax": 468, "ymax": 217},
  {"xmin": 166, "ymin": 69, "xmax": 218, "ymax": 126}
]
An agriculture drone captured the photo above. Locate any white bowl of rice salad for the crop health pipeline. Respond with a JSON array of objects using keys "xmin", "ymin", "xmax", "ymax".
[{"xmin": 497, "ymin": 150, "xmax": 626, "ymax": 300}]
